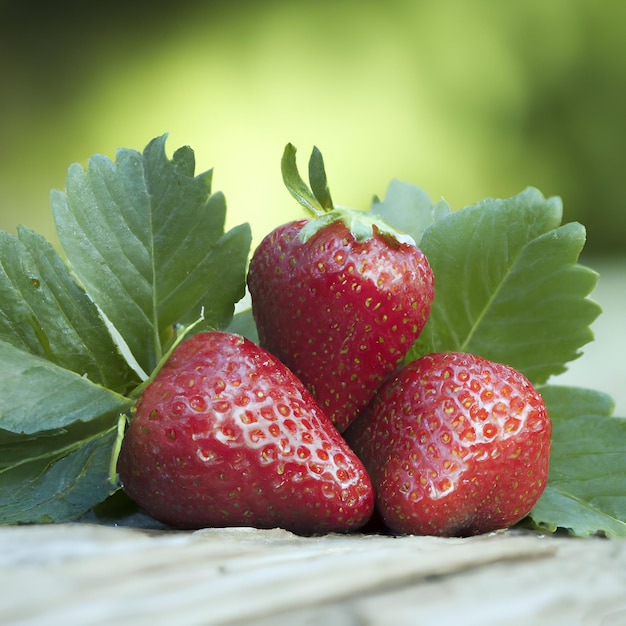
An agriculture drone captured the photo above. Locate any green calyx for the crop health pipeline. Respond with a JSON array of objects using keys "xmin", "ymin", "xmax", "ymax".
[
  {"xmin": 281, "ymin": 143, "xmax": 415, "ymax": 246},
  {"xmin": 298, "ymin": 206, "xmax": 416, "ymax": 245}
]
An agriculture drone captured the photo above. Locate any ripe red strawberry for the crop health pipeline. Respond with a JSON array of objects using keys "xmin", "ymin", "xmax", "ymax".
[
  {"xmin": 247, "ymin": 145, "xmax": 434, "ymax": 432},
  {"xmin": 344, "ymin": 352, "xmax": 551, "ymax": 537},
  {"xmin": 117, "ymin": 331, "xmax": 374, "ymax": 534}
]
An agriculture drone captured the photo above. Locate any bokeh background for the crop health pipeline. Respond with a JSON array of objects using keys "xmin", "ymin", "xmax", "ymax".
[{"xmin": 1, "ymin": 0, "xmax": 624, "ymax": 410}]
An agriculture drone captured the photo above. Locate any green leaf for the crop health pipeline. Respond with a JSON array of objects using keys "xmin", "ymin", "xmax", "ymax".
[
  {"xmin": 407, "ymin": 187, "xmax": 602, "ymax": 385},
  {"xmin": 51, "ymin": 134, "xmax": 251, "ymax": 375},
  {"xmin": 539, "ymin": 384, "xmax": 615, "ymax": 421},
  {"xmin": 308, "ymin": 146, "xmax": 334, "ymax": 211},
  {"xmin": 225, "ymin": 307, "xmax": 259, "ymax": 344},
  {"xmin": 0, "ymin": 419, "xmax": 121, "ymax": 523},
  {"xmin": 0, "ymin": 339, "xmax": 132, "ymax": 435},
  {"xmin": 370, "ymin": 179, "xmax": 451, "ymax": 245},
  {"xmin": 528, "ymin": 414, "xmax": 626, "ymax": 537},
  {"xmin": 0, "ymin": 227, "xmax": 136, "ymax": 393},
  {"xmin": 281, "ymin": 143, "xmax": 325, "ymax": 216},
  {"xmin": 528, "ymin": 487, "xmax": 626, "ymax": 538}
]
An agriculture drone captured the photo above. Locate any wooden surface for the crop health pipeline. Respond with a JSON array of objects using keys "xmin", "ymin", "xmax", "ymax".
[{"xmin": 1, "ymin": 523, "xmax": 626, "ymax": 626}]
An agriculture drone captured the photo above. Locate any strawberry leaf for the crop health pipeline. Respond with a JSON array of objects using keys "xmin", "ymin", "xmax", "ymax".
[
  {"xmin": 0, "ymin": 227, "xmax": 136, "ymax": 394},
  {"xmin": 51, "ymin": 134, "xmax": 252, "ymax": 376},
  {"xmin": 0, "ymin": 340, "xmax": 132, "ymax": 523},
  {"xmin": 225, "ymin": 308, "xmax": 259, "ymax": 344},
  {"xmin": 0, "ymin": 418, "xmax": 122, "ymax": 523},
  {"xmin": 0, "ymin": 340, "xmax": 132, "ymax": 435},
  {"xmin": 527, "ymin": 413, "xmax": 626, "ymax": 537},
  {"xmin": 406, "ymin": 187, "xmax": 602, "ymax": 385},
  {"xmin": 522, "ymin": 384, "xmax": 626, "ymax": 536},
  {"xmin": 538, "ymin": 384, "xmax": 615, "ymax": 421},
  {"xmin": 370, "ymin": 179, "xmax": 451, "ymax": 245}
]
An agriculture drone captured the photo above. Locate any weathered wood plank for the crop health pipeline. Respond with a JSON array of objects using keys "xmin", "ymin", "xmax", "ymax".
[{"xmin": 2, "ymin": 524, "xmax": 625, "ymax": 625}]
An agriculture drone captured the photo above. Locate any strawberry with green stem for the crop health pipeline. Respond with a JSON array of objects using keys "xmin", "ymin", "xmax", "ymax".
[
  {"xmin": 345, "ymin": 351, "xmax": 552, "ymax": 536},
  {"xmin": 247, "ymin": 145, "xmax": 434, "ymax": 432},
  {"xmin": 117, "ymin": 331, "xmax": 374, "ymax": 533}
]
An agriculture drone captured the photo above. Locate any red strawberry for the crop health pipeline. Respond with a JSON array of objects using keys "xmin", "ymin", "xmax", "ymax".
[
  {"xmin": 247, "ymin": 145, "xmax": 434, "ymax": 432},
  {"xmin": 344, "ymin": 352, "xmax": 551, "ymax": 536},
  {"xmin": 117, "ymin": 331, "xmax": 374, "ymax": 534}
]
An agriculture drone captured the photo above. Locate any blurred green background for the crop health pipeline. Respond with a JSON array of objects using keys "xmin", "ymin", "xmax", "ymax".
[
  {"xmin": 1, "ymin": 0, "xmax": 625, "ymax": 256},
  {"xmin": 0, "ymin": 0, "xmax": 625, "ymax": 412}
]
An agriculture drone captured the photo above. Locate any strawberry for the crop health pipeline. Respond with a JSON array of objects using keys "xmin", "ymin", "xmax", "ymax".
[
  {"xmin": 247, "ymin": 145, "xmax": 434, "ymax": 431},
  {"xmin": 116, "ymin": 331, "xmax": 374, "ymax": 534},
  {"xmin": 344, "ymin": 352, "xmax": 551, "ymax": 536}
]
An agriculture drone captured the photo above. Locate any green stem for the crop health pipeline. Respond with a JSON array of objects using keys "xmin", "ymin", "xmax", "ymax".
[
  {"xmin": 108, "ymin": 412, "xmax": 128, "ymax": 485},
  {"xmin": 129, "ymin": 308, "xmax": 207, "ymax": 400}
]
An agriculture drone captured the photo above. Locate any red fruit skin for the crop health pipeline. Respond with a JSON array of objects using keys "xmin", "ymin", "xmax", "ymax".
[
  {"xmin": 344, "ymin": 352, "xmax": 551, "ymax": 537},
  {"xmin": 117, "ymin": 331, "xmax": 374, "ymax": 534},
  {"xmin": 247, "ymin": 219, "xmax": 434, "ymax": 432}
]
